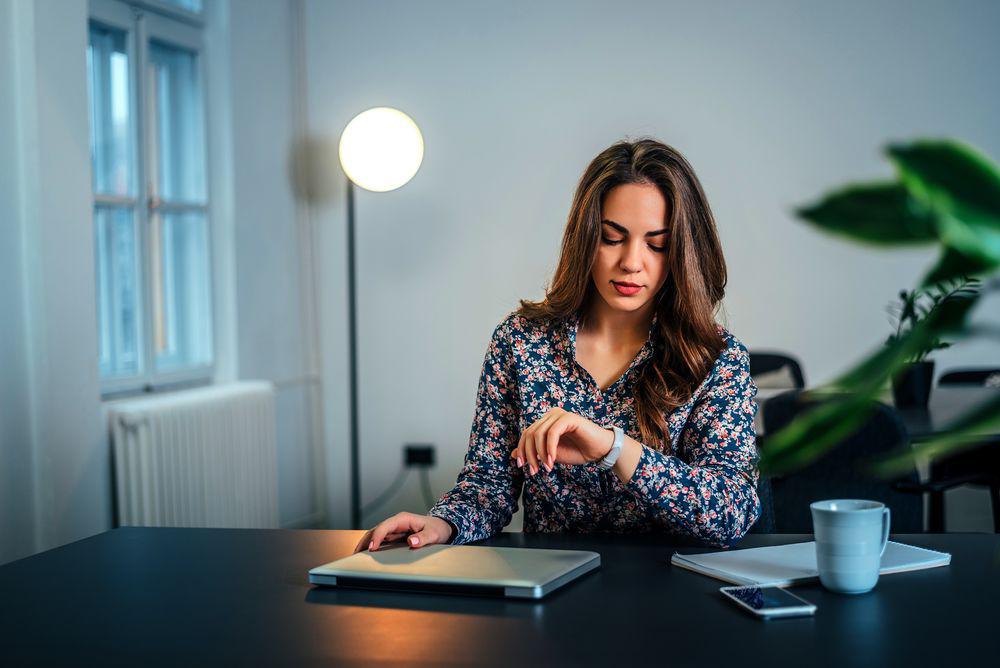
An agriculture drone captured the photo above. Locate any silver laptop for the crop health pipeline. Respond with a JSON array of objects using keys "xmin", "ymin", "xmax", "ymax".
[{"xmin": 308, "ymin": 544, "xmax": 600, "ymax": 599}]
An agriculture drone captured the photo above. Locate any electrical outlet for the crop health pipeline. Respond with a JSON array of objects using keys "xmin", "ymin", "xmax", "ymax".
[{"xmin": 404, "ymin": 444, "xmax": 435, "ymax": 468}]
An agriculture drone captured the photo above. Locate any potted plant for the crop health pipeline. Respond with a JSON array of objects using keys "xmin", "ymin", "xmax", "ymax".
[
  {"xmin": 758, "ymin": 139, "xmax": 1000, "ymax": 478},
  {"xmin": 885, "ymin": 278, "xmax": 980, "ymax": 409}
]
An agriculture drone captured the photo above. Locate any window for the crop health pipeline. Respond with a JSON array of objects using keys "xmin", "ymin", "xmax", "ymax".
[{"xmin": 87, "ymin": 0, "xmax": 213, "ymax": 394}]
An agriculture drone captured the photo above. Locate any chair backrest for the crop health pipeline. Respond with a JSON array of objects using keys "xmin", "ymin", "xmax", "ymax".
[
  {"xmin": 762, "ymin": 390, "xmax": 922, "ymax": 533},
  {"xmin": 938, "ymin": 368, "xmax": 1000, "ymax": 387},
  {"xmin": 749, "ymin": 352, "xmax": 806, "ymax": 389}
]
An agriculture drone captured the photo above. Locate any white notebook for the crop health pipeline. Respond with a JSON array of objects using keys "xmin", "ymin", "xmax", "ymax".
[{"xmin": 671, "ymin": 540, "xmax": 951, "ymax": 587}]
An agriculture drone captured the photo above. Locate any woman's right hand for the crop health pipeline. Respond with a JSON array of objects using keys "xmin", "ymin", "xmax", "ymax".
[{"xmin": 352, "ymin": 512, "xmax": 455, "ymax": 553}]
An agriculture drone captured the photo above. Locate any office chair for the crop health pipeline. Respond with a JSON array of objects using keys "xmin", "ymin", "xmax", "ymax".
[
  {"xmin": 896, "ymin": 368, "xmax": 1000, "ymax": 532},
  {"xmin": 750, "ymin": 352, "xmax": 807, "ymax": 504},
  {"xmin": 749, "ymin": 352, "xmax": 806, "ymax": 389},
  {"xmin": 762, "ymin": 390, "xmax": 923, "ymax": 533}
]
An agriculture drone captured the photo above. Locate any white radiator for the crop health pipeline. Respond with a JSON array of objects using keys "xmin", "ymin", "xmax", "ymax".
[{"xmin": 109, "ymin": 381, "xmax": 279, "ymax": 528}]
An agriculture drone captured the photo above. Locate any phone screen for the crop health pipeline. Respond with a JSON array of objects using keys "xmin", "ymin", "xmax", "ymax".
[{"xmin": 725, "ymin": 586, "xmax": 809, "ymax": 610}]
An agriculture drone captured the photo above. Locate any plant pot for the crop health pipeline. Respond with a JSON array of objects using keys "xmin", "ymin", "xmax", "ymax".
[{"xmin": 891, "ymin": 361, "xmax": 935, "ymax": 409}]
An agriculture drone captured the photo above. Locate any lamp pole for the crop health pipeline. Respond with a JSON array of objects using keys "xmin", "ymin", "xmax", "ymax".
[
  {"xmin": 338, "ymin": 106, "xmax": 423, "ymax": 531},
  {"xmin": 346, "ymin": 178, "xmax": 361, "ymax": 529}
]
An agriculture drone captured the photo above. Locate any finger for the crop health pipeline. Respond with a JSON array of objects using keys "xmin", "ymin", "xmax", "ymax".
[
  {"xmin": 353, "ymin": 528, "xmax": 374, "ymax": 553},
  {"xmin": 511, "ymin": 429, "xmax": 526, "ymax": 469},
  {"xmin": 546, "ymin": 417, "xmax": 567, "ymax": 470},
  {"xmin": 528, "ymin": 411, "xmax": 563, "ymax": 474},
  {"xmin": 370, "ymin": 514, "xmax": 416, "ymax": 551},
  {"xmin": 533, "ymin": 412, "xmax": 562, "ymax": 472},
  {"xmin": 533, "ymin": 419, "xmax": 550, "ymax": 472},
  {"xmin": 406, "ymin": 522, "xmax": 448, "ymax": 549},
  {"xmin": 356, "ymin": 529, "xmax": 410, "ymax": 553},
  {"xmin": 523, "ymin": 425, "xmax": 540, "ymax": 475}
]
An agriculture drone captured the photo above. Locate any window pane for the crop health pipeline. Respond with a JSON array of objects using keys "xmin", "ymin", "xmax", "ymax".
[
  {"xmin": 94, "ymin": 206, "xmax": 142, "ymax": 377},
  {"xmin": 87, "ymin": 23, "xmax": 134, "ymax": 197},
  {"xmin": 149, "ymin": 40, "xmax": 206, "ymax": 203},
  {"xmin": 151, "ymin": 211, "xmax": 213, "ymax": 372}
]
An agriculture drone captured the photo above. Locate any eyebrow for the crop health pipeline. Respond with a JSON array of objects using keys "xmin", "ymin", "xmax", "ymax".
[{"xmin": 601, "ymin": 220, "xmax": 670, "ymax": 237}]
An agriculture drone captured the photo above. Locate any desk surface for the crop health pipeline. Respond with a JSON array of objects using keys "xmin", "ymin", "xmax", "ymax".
[{"xmin": 2, "ymin": 529, "xmax": 997, "ymax": 666}]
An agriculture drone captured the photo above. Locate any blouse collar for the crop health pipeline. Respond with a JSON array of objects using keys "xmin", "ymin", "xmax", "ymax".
[{"xmin": 563, "ymin": 309, "xmax": 661, "ymax": 381}]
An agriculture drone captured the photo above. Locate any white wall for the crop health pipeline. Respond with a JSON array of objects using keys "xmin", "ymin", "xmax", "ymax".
[
  {"xmin": 228, "ymin": 0, "xmax": 325, "ymax": 528},
  {"xmin": 303, "ymin": 0, "xmax": 1000, "ymax": 531},
  {"xmin": 0, "ymin": 0, "xmax": 324, "ymax": 565},
  {"xmin": 1, "ymin": 0, "xmax": 107, "ymax": 564},
  {"xmin": 0, "ymin": 0, "xmax": 39, "ymax": 565}
]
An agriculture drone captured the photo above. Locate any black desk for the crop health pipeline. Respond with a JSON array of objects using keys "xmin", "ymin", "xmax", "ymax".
[{"xmin": 2, "ymin": 528, "xmax": 998, "ymax": 666}]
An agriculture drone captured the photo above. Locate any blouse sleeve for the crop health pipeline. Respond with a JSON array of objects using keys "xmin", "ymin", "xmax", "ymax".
[
  {"xmin": 623, "ymin": 338, "xmax": 761, "ymax": 547},
  {"xmin": 428, "ymin": 319, "xmax": 524, "ymax": 544}
]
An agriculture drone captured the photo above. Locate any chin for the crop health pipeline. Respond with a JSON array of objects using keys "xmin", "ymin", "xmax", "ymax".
[{"xmin": 601, "ymin": 290, "xmax": 651, "ymax": 312}]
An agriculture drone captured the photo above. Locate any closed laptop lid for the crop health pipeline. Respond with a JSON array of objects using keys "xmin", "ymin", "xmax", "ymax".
[{"xmin": 308, "ymin": 544, "xmax": 601, "ymax": 599}]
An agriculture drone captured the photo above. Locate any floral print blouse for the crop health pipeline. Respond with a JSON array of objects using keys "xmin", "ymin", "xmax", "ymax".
[{"xmin": 428, "ymin": 309, "xmax": 761, "ymax": 548}]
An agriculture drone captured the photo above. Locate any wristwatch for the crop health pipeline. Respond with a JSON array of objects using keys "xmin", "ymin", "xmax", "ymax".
[{"xmin": 597, "ymin": 425, "xmax": 625, "ymax": 470}]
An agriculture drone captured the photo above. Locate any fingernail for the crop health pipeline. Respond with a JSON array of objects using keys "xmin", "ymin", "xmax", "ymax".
[
  {"xmin": 409, "ymin": 535, "xmax": 419, "ymax": 546},
  {"xmin": 369, "ymin": 541, "xmax": 374, "ymax": 550},
  {"xmin": 517, "ymin": 456, "xmax": 523, "ymax": 467}
]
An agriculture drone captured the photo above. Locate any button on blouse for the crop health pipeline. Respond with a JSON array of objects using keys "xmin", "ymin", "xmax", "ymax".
[{"xmin": 429, "ymin": 310, "xmax": 761, "ymax": 548}]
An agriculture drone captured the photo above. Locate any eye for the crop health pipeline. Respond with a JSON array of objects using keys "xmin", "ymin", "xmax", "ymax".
[{"xmin": 602, "ymin": 236, "xmax": 666, "ymax": 253}]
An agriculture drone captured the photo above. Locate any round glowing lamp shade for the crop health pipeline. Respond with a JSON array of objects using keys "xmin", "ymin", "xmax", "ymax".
[{"xmin": 338, "ymin": 107, "xmax": 424, "ymax": 192}]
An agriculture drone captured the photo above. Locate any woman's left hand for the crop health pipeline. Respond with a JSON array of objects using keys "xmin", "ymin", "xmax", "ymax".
[{"xmin": 510, "ymin": 408, "xmax": 614, "ymax": 475}]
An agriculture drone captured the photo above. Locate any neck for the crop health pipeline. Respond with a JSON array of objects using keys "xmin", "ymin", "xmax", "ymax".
[{"xmin": 581, "ymin": 298, "xmax": 656, "ymax": 344}]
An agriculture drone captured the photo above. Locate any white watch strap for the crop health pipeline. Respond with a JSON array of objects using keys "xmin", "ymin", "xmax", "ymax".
[{"xmin": 597, "ymin": 425, "xmax": 624, "ymax": 470}]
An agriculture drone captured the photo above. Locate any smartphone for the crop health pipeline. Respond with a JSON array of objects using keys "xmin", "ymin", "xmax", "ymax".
[{"xmin": 720, "ymin": 585, "xmax": 816, "ymax": 619}]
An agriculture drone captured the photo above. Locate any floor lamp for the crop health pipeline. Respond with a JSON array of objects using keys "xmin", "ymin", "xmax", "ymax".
[{"xmin": 338, "ymin": 107, "xmax": 424, "ymax": 529}]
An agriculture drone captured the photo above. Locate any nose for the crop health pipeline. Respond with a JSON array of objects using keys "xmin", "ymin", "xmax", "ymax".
[{"xmin": 619, "ymin": 239, "xmax": 643, "ymax": 274}]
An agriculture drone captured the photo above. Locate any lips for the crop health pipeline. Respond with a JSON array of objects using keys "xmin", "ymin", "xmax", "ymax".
[{"xmin": 612, "ymin": 281, "xmax": 643, "ymax": 296}]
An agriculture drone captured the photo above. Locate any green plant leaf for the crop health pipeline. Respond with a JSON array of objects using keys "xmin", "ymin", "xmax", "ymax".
[
  {"xmin": 760, "ymin": 288, "xmax": 981, "ymax": 473},
  {"xmin": 923, "ymin": 245, "xmax": 1000, "ymax": 286},
  {"xmin": 889, "ymin": 140, "xmax": 1000, "ymax": 269},
  {"xmin": 828, "ymin": 297, "xmax": 969, "ymax": 394},
  {"xmin": 869, "ymin": 392, "xmax": 1000, "ymax": 477},
  {"xmin": 773, "ymin": 139, "xmax": 1000, "ymax": 480},
  {"xmin": 888, "ymin": 139, "xmax": 1000, "ymax": 223},
  {"xmin": 796, "ymin": 182, "xmax": 937, "ymax": 246}
]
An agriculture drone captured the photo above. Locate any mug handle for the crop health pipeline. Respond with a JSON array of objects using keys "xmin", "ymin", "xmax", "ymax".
[{"xmin": 879, "ymin": 507, "xmax": 891, "ymax": 557}]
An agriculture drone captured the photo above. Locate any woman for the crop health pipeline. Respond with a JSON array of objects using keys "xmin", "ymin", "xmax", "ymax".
[{"xmin": 355, "ymin": 138, "xmax": 760, "ymax": 553}]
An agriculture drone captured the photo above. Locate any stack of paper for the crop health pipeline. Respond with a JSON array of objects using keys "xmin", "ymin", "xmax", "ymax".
[{"xmin": 671, "ymin": 540, "xmax": 951, "ymax": 586}]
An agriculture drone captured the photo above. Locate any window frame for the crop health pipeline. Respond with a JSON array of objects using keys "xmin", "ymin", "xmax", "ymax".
[{"xmin": 90, "ymin": 0, "xmax": 216, "ymax": 397}]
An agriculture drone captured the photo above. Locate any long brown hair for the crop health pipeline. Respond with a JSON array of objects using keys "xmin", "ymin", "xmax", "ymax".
[{"xmin": 517, "ymin": 138, "xmax": 727, "ymax": 451}]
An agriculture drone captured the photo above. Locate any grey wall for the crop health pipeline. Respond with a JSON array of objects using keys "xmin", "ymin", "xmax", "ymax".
[{"xmin": 303, "ymin": 0, "xmax": 1000, "ymax": 531}]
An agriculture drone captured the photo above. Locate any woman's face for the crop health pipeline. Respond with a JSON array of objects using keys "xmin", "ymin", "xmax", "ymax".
[{"xmin": 590, "ymin": 182, "xmax": 671, "ymax": 315}]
